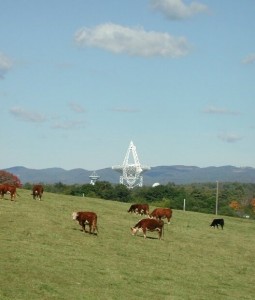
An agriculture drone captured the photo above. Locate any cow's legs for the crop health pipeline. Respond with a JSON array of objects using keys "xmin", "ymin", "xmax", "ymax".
[
  {"xmin": 142, "ymin": 227, "xmax": 147, "ymax": 238},
  {"xmin": 80, "ymin": 221, "xmax": 86, "ymax": 232}
]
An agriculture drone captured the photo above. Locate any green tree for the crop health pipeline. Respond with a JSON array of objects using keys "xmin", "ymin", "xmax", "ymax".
[
  {"xmin": 113, "ymin": 184, "xmax": 131, "ymax": 202},
  {"xmin": 95, "ymin": 181, "xmax": 114, "ymax": 200}
]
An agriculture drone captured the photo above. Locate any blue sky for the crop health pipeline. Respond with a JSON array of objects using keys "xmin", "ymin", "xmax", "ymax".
[{"xmin": 1, "ymin": 0, "xmax": 255, "ymax": 171}]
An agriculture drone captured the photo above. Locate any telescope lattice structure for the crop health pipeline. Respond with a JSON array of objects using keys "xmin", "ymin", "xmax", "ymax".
[
  {"xmin": 112, "ymin": 141, "xmax": 150, "ymax": 189},
  {"xmin": 89, "ymin": 171, "xmax": 100, "ymax": 185}
]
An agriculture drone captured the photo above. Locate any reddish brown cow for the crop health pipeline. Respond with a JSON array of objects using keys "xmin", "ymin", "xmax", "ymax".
[
  {"xmin": 128, "ymin": 204, "xmax": 140, "ymax": 213},
  {"xmin": 150, "ymin": 208, "xmax": 173, "ymax": 224},
  {"xmin": 130, "ymin": 218, "xmax": 164, "ymax": 239},
  {"xmin": 72, "ymin": 211, "xmax": 98, "ymax": 235},
  {"xmin": 128, "ymin": 204, "xmax": 149, "ymax": 215},
  {"xmin": 0, "ymin": 184, "xmax": 17, "ymax": 200},
  {"xmin": 32, "ymin": 184, "xmax": 44, "ymax": 200},
  {"xmin": 0, "ymin": 184, "xmax": 6, "ymax": 199}
]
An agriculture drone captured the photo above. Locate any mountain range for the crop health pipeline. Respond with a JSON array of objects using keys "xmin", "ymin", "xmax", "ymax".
[{"xmin": 4, "ymin": 165, "xmax": 255, "ymax": 185}]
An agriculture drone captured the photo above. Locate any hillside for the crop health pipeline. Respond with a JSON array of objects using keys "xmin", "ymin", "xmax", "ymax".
[
  {"xmin": 0, "ymin": 189, "xmax": 254, "ymax": 300},
  {"xmin": 4, "ymin": 165, "xmax": 255, "ymax": 185}
]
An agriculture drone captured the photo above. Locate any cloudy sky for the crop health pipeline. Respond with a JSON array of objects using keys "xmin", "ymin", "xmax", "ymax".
[{"xmin": 1, "ymin": 0, "xmax": 255, "ymax": 170}]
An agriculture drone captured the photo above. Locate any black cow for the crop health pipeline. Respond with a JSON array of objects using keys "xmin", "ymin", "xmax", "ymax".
[{"xmin": 210, "ymin": 218, "xmax": 224, "ymax": 229}]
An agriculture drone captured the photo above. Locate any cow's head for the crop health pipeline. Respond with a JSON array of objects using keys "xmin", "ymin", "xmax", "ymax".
[
  {"xmin": 72, "ymin": 212, "xmax": 78, "ymax": 220},
  {"xmin": 130, "ymin": 227, "xmax": 138, "ymax": 235}
]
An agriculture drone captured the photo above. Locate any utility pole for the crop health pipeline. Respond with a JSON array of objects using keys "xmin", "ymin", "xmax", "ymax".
[{"xmin": 216, "ymin": 181, "xmax": 219, "ymax": 215}]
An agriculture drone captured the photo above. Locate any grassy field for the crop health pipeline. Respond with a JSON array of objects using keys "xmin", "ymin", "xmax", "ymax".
[{"xmin": 0, "ymin": 189, "xmax": 254, "ymax": 300}]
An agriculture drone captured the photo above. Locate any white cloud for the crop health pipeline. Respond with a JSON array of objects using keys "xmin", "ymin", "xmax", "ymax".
[
  {"xmin": 218, "ymin": 133, "xmax": 243, "ymax": 143},
  {"xmin": 0, "ymin": 52, "xmax": 13, "ymax": 79},
  {"xmin": 74, "ymin": 23, "xmax": 190, "ymax": 58},
  {"xmin": 203, "ymin": 106, "xmax": 240, "ymax": 116},
  {"xmin": 150, "ymin": 0, "xmax": 208, "ymax": 20},
  {"xmin": 69, "ymin": 102, "xmax": 85, "ymax": 113},
  {"xmin": 111, "ymin": 107, "xmax": 140, "ymax": 113},
  {"xmin": 242, "ymin": 53, "xmax": 255, "ymax": 64},
  {"xmin": 9, "ymin": 107, "xmax": 46, "ymax": 123},
  {"xmin": 51, "ymin": 120, "xmax": 85, "ymax": 130}
]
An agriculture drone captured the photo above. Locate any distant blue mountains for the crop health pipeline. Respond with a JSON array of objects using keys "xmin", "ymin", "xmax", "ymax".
[{"xmin": 4, "ymin": 165, "xmax": 255, "ymax": 185}]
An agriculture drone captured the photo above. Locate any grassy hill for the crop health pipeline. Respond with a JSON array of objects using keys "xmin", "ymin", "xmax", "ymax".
[{"xmin": 0, "ymin": 189, "xmax": 254, "ymax": 300}]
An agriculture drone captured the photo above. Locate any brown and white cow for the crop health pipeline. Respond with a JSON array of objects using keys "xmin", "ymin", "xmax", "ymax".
[
  {"xmin": 72, "ymin": 211, "xmax": 98, "ymax": 235},
  {"xmin": 131, "ymin": 218, "xmax": 164, "ymax": 239},
  {"xmin": 0, "ymin": 184, "xmax": 17, "ymax": 201},
  {"xmin": 0, "ymin": 184, "xmax": 7, "ymax": 199},
  {"xmin": 32, "ymin": 184, "xmax": 44, "ymax": 200},
  {"xmin": 128, "ymin": 203, "xmax": 149, "ymax": 216},
  {"xmin": 150, "ymin": 208, "xmax": 173, "ymax": 224}
]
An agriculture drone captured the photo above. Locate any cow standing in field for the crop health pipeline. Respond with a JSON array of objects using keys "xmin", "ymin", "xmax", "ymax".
[
  {"xmin": 128, "ymin": 204, "xmax": 149, "ymax": 216},
  {"xmin": 0, "ymin": 184, "xmax": 17, "ymax": 201},
  {"xmin": 72, "ymin": 211, "xmax": 98, "ymax": 235},
  {"xmin": 127, "ymin": 204, "xmax": 140, "ymax": 214},
  {"xmin": 131, "ymin": 218, "xmax": 164, "ymax": 239},
  {"xmin": 150, "ymin": 208, "xmax": 173, "ymax": 224},
  {"xmin": 32, "ymin": 184, "xmax": 44, "ymax": 200},
  {"xmin": 210, "ymin": 218, "xmax": 224, "ymax": 229},
  {"xmin": 0, "ymin": 184, "xmax": 8, "ymax": 199}
]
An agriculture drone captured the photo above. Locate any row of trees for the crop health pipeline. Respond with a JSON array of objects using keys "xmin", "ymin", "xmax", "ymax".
[
  {"xmin": 22, "ymin": 180, "xmax": 255, "ymax": 219},
  {"xmin": 2, "ymin": 169, "xmax": 253, "ymax": 218}
]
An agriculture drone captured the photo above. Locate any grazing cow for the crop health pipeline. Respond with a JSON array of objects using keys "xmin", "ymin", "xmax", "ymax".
[
  {"xmin": 32, "ymin": 184, "xmax": 44, "ymax": 200},
  {"xmin": 0, "ymin": 184, "xmax": 16, "ymax": 200},
  {"xmin": 72, "ymin": 211, "xmax": 98, "ymax": 235},
  {"xmin": 128, "ymin": 204, "xmax": 149, "ymax": 215},
  {"xmin": 0, "ymin": 184, "xmax": 6, "ymax": 199},
  {"xmin": 131, "ymin": 218, "xmax": 164, "ymax": 239},
  {"xmin": 150, "ymin": 208, "xmax": 172, "ymax": 224},
  {"xmin": 210, "ymin": 218, "xmax": 224, "ymax": 229}
]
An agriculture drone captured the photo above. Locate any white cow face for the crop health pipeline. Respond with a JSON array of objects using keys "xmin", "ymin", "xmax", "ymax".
[
  {"xmin": 72, "ymin": 212, "xmax": 78, "ymax": 220},
  {"xmin": 130, "ymin": 227, "xmax": 138, "ymax": 235}
]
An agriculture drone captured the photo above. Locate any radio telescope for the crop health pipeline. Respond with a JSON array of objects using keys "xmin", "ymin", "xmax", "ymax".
[
  {"xmin": 89, "ymin": 171, "xmax": 100, "ymax": 185},
  {"xmin": 112, "ymin": 141, "xmax": 150, "ymax": 189}
]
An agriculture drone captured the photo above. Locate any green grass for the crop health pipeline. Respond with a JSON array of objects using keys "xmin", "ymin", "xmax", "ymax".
[{"xmin": 0, "ymin": 189, "xmax": 254, "ymax": 300}]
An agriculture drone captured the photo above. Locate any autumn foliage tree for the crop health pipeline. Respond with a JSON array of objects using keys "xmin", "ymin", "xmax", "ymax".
[
  {"xmin": 0, "ymin": 170, "xmax": 22, "ymax": 187},
  {"xmin": 251, "ymin": 198, "xmax": 255, "ymax": 212},
  {"xmin": 229, "ymin": 200, "xmax": 241, "ymax": 211}
]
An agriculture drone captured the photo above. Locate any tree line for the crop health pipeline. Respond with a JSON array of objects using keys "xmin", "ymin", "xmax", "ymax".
[
  {"xmin": 22, "ymin": 180, "xmax": 255, "ymax": 219},
  {"xmin": 2, "ymin": 169, "xmax": 254, "ymax": 218}
]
